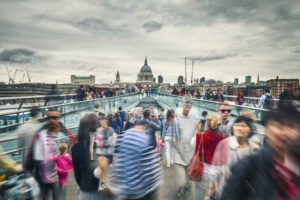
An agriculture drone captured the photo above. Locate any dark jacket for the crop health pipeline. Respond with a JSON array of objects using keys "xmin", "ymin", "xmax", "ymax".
[
  {"xmin": 72, "ymin": 143, "xmax": 98, "ymax": 192},
  {"xmin": 220, "ymin": 145, "xmax": 300, "ymax": 200},
  {"xmin": 213, "ymin": 94, "xmax": 224, "ymax": 102},
  {"xmin": 76, "ymin": 89, "xmax": 85, "ymax": 101}
]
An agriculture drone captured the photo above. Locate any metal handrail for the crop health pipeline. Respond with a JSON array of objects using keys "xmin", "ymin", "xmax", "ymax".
[
  {"xmin": 0, "ymin": 133, "xmax": 78, "ymax": 156},
  {"xmin": 156, "ymin": 92, "xmax": 270, "ymax": 112},
  {"xmin": 0, "ymin": 92, "xmax": 140, "ymax": 116},
  {"xmin": 223, "ymin": 94, "xmax": 280, "ymax": 102},
  {"xmin": 0, "ymin": 126, "xmax": 78, "ymax": 143},
  {"xmin": 0, "ymin": 94, "xmax": 76, "ymax": 101}
]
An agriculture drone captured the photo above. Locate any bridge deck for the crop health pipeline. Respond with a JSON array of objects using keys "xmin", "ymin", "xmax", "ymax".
[{"xmin": 65, "ymin": 162, "xmax": 179, "ymax": 200}]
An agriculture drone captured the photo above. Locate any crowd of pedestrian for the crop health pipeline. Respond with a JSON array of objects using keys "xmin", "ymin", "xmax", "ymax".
[{"xmin": 1, "ymin": 87, "xmax": 300, "ymax": 200}]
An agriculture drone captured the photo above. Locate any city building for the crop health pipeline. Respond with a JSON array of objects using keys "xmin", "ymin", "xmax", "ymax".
[
  {"xmin": 71, "ymin": 75, "xmax": 95, "ymax": 86},
  {"xmin": 158, "ymin": 75, "xmax": 163, "ymax": 84},
  {"xmin": 247, "ymin": 85, "xmax": 271, "ymax": 97},
  {"xmin": 245, "ymin": 76, "xmax": 251, "ymax": 84},
  {"xmin": 266, "ymin": 77, "xmax": 299, "ymax": 98},
  {"xmin": 178, "ymin": 75, "xmax": 184, "ymax": 85},
  {"xmin": 234, "ymin": 78, "xmax": 239, "ymax": 85},
  {"xmin": 115, "ymin": 71, "xmax": 120, "ymax": 83},
  {"xmin": 137, "ymin": 57, "xmax": 154, "ymax": 84}
]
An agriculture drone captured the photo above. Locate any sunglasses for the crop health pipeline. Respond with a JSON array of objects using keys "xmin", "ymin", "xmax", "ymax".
[
  {"xmin": 47, "ymin": 116, "xmax": 60, "ymax": 120},
  {"xmin": 220, "ymin": 109, "xmax": 231, "ymax": 113}
]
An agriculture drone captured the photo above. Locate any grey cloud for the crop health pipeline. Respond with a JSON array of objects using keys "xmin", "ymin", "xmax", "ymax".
[
  {"xmin": 292, "ymin": 47, "xmax": 300, "ymax": 54},
  {"xmin": 0, "ymin": 48, "xmax": 41, "ymax": 63},
  {"xmin": 77, "ymin": 18, "xmax": 109, "ymax": 32},
  {"xmin": 142, "ymin": 21, "xmax": 163, "ymax": 32},
  {"xmin": 187, "ymin": 53, "xmax": 238, "ymax": 62}
]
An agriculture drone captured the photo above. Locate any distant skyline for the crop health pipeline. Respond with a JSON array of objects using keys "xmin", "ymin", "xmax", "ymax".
[{"xmin": 0, "ymin": 0, "xmax": 300, "ymax": 84}]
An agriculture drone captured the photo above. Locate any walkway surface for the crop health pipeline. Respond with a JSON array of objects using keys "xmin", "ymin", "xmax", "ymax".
[{"xmin": 65, "ymin": 159, "xmax": 181, "ymax": 200}]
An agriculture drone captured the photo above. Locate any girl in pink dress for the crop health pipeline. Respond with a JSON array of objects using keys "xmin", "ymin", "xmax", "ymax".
[{"xmin": 50, "ymin": 143, "xmax": 73, "ymax": 188}]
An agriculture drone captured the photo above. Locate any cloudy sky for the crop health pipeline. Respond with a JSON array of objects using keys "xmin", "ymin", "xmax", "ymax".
[{"xmin": 0, "ymin": 0, "xmax": 300, "ymax": 84}]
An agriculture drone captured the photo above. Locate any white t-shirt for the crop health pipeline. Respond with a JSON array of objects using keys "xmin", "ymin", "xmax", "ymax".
[{"xmin": 174, "ymin": 112, "xmax": 198, "ymax": 166}]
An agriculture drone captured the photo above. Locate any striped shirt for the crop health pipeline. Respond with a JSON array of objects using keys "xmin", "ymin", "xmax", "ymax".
[{"xmin": 110, "ymin": 129, "xmax": 161, "ymax": 199}]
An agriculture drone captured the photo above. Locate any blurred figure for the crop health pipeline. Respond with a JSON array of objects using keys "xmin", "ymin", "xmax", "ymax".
[
  {"xmin": 93, "ymin": 103, "xmax": 100, "ymax": 115},
  {"xmin": 50, "ymin": 143, "xmax": 73, "ymax": 189},
  {"xmin": 214, "ymin": 88, "xmax": 224, "ymax": 102},
  {"xmin": 279, "ymin": 83, "xmax": 297, "ymax": 107},
  {"xmin": 86, "ymin": 87, "xmax": 94, "ymax": 100},
  {"xmin": 76, "ymin": 85, "xmax": 86, "ymax": 102},
  {"xmin": 45, "ymin": 84, "xmax": 63, "ymax": 106},
  {"xmin": 209, "ymin": 116, "xmax": 261, "ymax": 199},
  {"xmin": 137, "ymin": 109, "xmax": 161, "ymax": 149},
  {"xmin": 156, "ymin": 133, "xmax": 165, "ymax": 158},
  {"xmin": 174, "ymin": 95, "xmax": 198, "ymax": 199},
  {"xmin": 96, "ymin": 119, "xmax": 116, "ymax": 191},
  {"xmin": 235, "ymin": 92, "xmax": 245, "ymax": 106},
  {"xmin": 72, "ymin": 113, "xmax": 101, "ymax": 200},
  {"xmin": 18, "ymin": 106, "xmax": 42, "ymax": 161},
  {"xmin": 121, "ymin": 113, "xmax": 134, "ymax": 133},
  {"xmin": 172, "ymin": 88, "xmax": 179, "ymax": 95},
  {"xmin": 111, "ymin": 112, "xmax": 121, "ymax": 134},
  {"xmin": 206, "ymin": 88, "xmax": 214, "ymax": 101},
  {"xmin": 110, "ymin": 124, "xmax": 161, "ymax": 200},
  {"xmin": 158, "ymin": 108, "xmax": 165, "ymax": 137},
  {"xmin": 203, "ymin": 89, "xmax": 209, "ymax": 100},
  {"xmin": 258, "ymin": 89, "xmax": 273, "ymax": 109},
  {"xmin": 119, "ymin": 106, "xmax": 126, "ymax": 130},
  {"xmin": 196, "ymin": 88, "xmax": 201, "ymax": 99},
  {"xmin": 200, "ymin": 111, "xmax": 208, "ymax": 132},
  {"xmin": 220, "ymin": 105, "xmax": 300, "ymax": 200},
  {"xmin": 162, "ymin": 109, "xmax": 179, "ymax": 168},
  {"xmin": 193, "ymin": 113, "xmax": 226, "ymax": 200},
  {"xmin": 217, "ymin": 102, "xmax": 232, "ymax": 137},
  {"xmin": 25, "ymin": 109, "xmax": 72, "ymax": 200}
]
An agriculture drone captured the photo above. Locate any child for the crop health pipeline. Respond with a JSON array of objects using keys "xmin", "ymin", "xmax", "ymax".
[
  {"xmin": 156, "ymin": 133, "xmax": 165, "ymax": 158},
  {"xmin": 50, "ymin": 143, "xmax": 73, "ymax": 188}
]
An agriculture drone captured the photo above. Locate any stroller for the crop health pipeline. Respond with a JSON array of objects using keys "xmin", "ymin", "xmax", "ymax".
[{"xmin": 0, "ymin": 170, "xmax": 40, "ymax": 200}]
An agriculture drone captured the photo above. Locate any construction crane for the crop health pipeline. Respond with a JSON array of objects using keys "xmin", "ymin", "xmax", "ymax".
[
  {"xmin": 20, "ymin": 70, "xmax": 31, "ymax": 83},
  {"xmin": 26, "ymin": 70, "xmax": 31, "ymax": 82},
  {"xmin": 5, "ymin": 66, "xmax": 16, "ymax": 84},
  {"xmin": 191, "ymin": 60, "xmax": 194, "ymax": 85}
]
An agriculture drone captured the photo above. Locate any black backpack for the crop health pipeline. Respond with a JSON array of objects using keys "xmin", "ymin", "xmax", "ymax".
[{"xmin": 263, "ymin": 95, "xmax": 273, "ymax": 109}]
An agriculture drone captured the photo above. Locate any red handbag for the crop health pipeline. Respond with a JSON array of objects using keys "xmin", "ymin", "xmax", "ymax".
[{"xmin": 188, "ymin": 133, "xmax": 204, "ymax": 182}]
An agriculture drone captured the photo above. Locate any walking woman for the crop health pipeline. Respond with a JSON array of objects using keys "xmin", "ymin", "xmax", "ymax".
[
  {"xmin": 96, "ymin": 118, "xmax": 116, "ymax": 191},
  {"xmin": 162, "ymin": 109, "xmax": 179, "ymax": 167},
  {"xmin": 193, "ymin": 113, "xmax": 226, "ymax": 200},
  {"xmin": 71, "ymin": 113, "xmax": 100, "ymax": 200},
  {"xmin": 209, "ymin": 115, "xmax": 261, "ymax": 199}
]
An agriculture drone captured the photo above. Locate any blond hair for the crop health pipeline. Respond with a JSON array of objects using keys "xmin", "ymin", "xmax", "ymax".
[
  {"xmin": 58, "ymin": 143, "xmax": 68, "ymax": 155},
  {"xmin": 240, "ymin": 109, "xmax": 257, "ymax": 123},
  {"xmin": 206, "ymin": 113, "xmax": 220, "ymax": 130},
  {"xmin": 216, "ymin": 102, "xmax": 231, "ymax": 111}
]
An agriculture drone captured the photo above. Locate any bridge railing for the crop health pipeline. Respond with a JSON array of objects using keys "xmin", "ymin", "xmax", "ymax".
[
  {"xmin": 223, "ymin": 94, "xmax": 280, "ymax": 107},
  {"xmin": 0, "ymin": 92, "xmax": 141, "ymax": 161},
  {"xmin": 0, "ymin": 92, "xmax": 141, "ymax": 131},
  {"xmin": 155, "ymin": 92, "xmax": 269, "ymax": 124}
]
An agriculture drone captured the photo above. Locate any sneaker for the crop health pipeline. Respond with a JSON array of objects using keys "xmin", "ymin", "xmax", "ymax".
[
  {"xmin": 166, "ymin": 163, "xmax": 171, "ymax": 168},
  {"xmin": 98, "ymin": 182, "xmax": 106, "ymax": 191}
]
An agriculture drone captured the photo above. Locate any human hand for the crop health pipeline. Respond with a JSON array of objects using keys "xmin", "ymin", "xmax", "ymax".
[
  {"xmin": 208, "ymin": 181, "xmax": 215, "ymax": 197},
  {"xmin": 15, "ymin": 164, "xmax": 23, "ymax": 172},
  {"xmin": 196, "ymin": 122, "xmax": 201, "ymax": 132}
]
